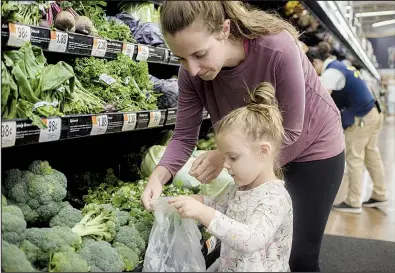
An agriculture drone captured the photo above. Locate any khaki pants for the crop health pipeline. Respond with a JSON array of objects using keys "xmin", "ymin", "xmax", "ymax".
[{"xmin": 344, "ymin": 107, "xmax": 387, "ymax": 207}]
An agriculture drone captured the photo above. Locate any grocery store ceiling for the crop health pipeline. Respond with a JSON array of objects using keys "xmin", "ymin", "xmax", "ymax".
[{"xmin": 353, "ymin": 1, "xmax": 395, "ymax": 38}]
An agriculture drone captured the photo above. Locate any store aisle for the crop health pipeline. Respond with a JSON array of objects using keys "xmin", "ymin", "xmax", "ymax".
[{"xmin": 325, "ymin": 116, "xmax": 395, "ymax": 242}]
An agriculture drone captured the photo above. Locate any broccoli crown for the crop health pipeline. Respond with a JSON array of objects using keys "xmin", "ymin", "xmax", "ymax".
[
  {"xmin": 48, "ymin": 251, "xmax": 90, "ymax": 272},
  {"xmin": 2, "ymin": 194, "xmax": 7, "ymax": 206},
  {"xmin": 50, "ymin": 204, "xmax": 83, "ymax": 228},
  {"xmin": 113, "ymin": 225, "xmax": 145, "ymax": 257},
  {"xmin": 28, "ymin": 160, "xmax": 53, "ymax": 175},
  {"xmin": 71, "ymin": 203, "xmax": 118, "ymax": 242},
  {"xmin": 4, "ymin": 163, "xmax": 67, "ymax": 224},
  {"xmin": 20, "ymin": 240, "xmax": 40, "ymax": 264},
  {"xmin": 113, "ymin": 242, "xmax": 140, "ymax": 271},
  {"xmin": 78, "ymin": 241, "xmax": 124, "ymax": 272},
  {"xmin": 1, "ymin": 204, "xmax": 27, "ymax": 246},
  {"xmin": 1, "ymin": 240, "xmax": 36, "ymax": 272},
  {"xmin": 115, "ymin": 209, "xmax": 131, "ymax": 226},
  {"xmin": 24, "ymin": 227, "xmax": 82, "ymax": 267},
  {"xmin": 131, "ymin": 219, "xmax": 152, "ymax": 243}
]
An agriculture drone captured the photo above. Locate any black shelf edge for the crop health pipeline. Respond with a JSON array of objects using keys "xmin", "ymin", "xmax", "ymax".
[
  {"xmin": 302, "ymin": 2, "xmax": 380, "ymax": 79},
  {"xmin": 1, "ymin": 22, "xmax": 180, "ymax": 66},
  {"xmin": 1, "ymin": 108, "xmax": 211, "ymax": 148}
]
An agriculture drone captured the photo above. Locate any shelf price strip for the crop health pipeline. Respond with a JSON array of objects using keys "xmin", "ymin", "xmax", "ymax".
[
  {"xmin": 8, "ymin": 23, "xmax": 31, "ymax": 47},
  {"xmin": 1, "ymin": 121, "xmax": 17, "ymax": 148},
  {"xmin": 39, "ymin": 117, "xmax": 62, "ymax": 143}
]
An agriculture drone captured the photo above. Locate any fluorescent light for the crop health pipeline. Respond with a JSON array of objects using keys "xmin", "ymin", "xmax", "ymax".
[
  {"xmin": 356, "ymin": 10, "xmax": 395, "ymax": 17},
  {"xmin": 372, "ymin": 19, "xmax": 395, "ymax": 27},
  {"xmin": 346, "ymin": 5, "xmax": 352, "ymax": 10}
]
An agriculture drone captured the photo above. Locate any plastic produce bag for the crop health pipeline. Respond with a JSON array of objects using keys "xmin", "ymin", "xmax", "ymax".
[
  {"xmin": 143, "ymin": 198, "xmax": 206, "ymax": 272},
  {"xmin": 149, "ymin": 75, "xmax": 179, "ymax": 109}
]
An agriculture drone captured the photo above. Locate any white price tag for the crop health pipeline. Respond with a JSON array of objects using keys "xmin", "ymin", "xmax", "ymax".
[
  {"xmin": 122, "ymin": 43, "xmax": 135, "ymax": 59},
  {"xmin": 8, "ymin": 23, "xmax": 31, "ymax": 47},
  {"xmin": 91, "ymin": 38, "xmax": 107, "ymax": 57},
  {"xmin": 206, "ymin": 236, "xmax": 217, "ymax": 255},
  {"xmin": 39, "ymin": 117, "xmax": 61, "ymax": 143},
  {"xmin": 1, "ymin": 121, "xmax": 17, "ymax": 148},
  {"xmin": 99, "ymin": 73, "xmax": 116, "ymax": 85},
  {"xmin": 136, "ymin": 45, "xmax": 149, "ymax": 61},
  {"xmin": 122, "ymin": 113, "xmax": 137, "ymax": 132},
  {"xmin": 90, "ymin": 115, "xmax": 108, "ymax": 135},
  {"xmin": 148, "ymin": 111, "xmax": 161, "ymax": 128},
  {"xmin": 48, "ymin": 31, "xmax": 68, "ymax": 52}
]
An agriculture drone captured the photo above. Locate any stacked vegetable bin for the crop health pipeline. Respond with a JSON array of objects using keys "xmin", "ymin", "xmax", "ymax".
[{"xmin": 1, "ymin": 1, "xmax": 219, "ymax": 272}]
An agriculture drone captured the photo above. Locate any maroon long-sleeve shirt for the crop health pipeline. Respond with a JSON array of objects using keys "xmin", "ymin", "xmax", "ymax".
[{"xmin": 158, "ymin": 31, "xmax": 345, "ymax": 176}]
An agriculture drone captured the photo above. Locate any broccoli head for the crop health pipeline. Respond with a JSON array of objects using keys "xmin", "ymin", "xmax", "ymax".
[
  {"xmin": 115, "ymin": 209, "xmax": 131, "ymax": 226},
  {"xmin": 50, "ymin": 203, "xmax": 83, "ymax": 228},
  {"xmin": 2, "ymin": 240, "xmax": 36, "ymax": 272},
  {"xmin": 113, "ymin": 242, "xmax": 140, "ymax": 271},
  {"xmin": 129, "ymin": 215, "xmax": 154, "ymax": 243},
  {"xmin": 71, "ymin": 203, "xmax": 118, "ymax": 242},
  {"xmin": 48, "ymin": 251, "xmax": 90, "ymax": 272},
  {"xmin": 23, "ymin": 227, "xmax": 82, "ymax": 268},
  {"xmin": 3, "ymin": 162, "xmax": 67, "ymax": 225},
  {"xmin": 113, "ymin": 225, "xmax": 145, "ymax": 257},
  {"xmin": 78, "ymin": 241, "xmax": 124, "ymax": 272},
  {"xmin": 2, "ymin": 194, "xmax": 7, "ymax": 206},
  {"xmin": 2, "ymin": 204, "xmax": 27, "ymax": 246}
]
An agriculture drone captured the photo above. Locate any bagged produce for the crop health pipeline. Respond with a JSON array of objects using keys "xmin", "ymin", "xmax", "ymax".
[
  {"xmin": 140, "ymin": 145, "xmax": 234, "ymax": 197},
  {"xmin": 142, "ymin": 197, "xmax": 206, "ymax": 272},
  {"xmin": 149, "ymin": 75, "xmax": 179, "ymax": 109}
]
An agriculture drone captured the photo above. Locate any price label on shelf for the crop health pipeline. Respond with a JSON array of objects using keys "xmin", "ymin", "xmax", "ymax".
[
  {"xmin": 148, "ymin": 111, "xmax": 161, "ymax": 128},
  {"xmin": 8, "ymin": 23, "xmax": 31, "ymax": 47},
  {"xmin": 122, "ymin": 113, "xmax": 137, "ymax": 132},
  {"xmin": 90, "ymin": 115, "xmax": 108, "ymax": 135},
  {"xmin": 205, "ymin": 236, "xmax": 217, "ymax": 255},
  {"xmin": 48, "ymin": 31, "xmax": 68, "ymax": 52},
  {"xmin": 122, "ymin": 43, "xmax": 135, "ymax": 59},
  {"xmin": 91, "ymin": 38, "xmax": 107, "ymax": 57},
  {"xmin": 1, "ymin": 121, "xmax": 17, "ymax": 148},
  {"xmin": 99, "ymin": 73, "xmax": 116, "ymax": 85},
  {"xmin": 136, "ymin": 45, "xmax": 149, "ymax": 61},
  {"xmin": 39, "ymin": 117, "xmax": 61, "ymax": 143}
]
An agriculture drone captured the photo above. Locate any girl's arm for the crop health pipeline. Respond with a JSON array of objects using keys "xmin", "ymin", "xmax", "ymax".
[
  {"xmin": 203, "ymin": 190, "xmax": 292, "ymax": 254},
  {"xmin": 157, "ymin": 67, "xmax": 204, "ymax": 178}
]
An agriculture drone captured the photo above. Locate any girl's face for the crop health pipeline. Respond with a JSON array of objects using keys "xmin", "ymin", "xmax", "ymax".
[
  {"xmin": 164, "ymin": 21, "xmax": 230, "ymax": 81},
  {"xmin": 216, "ymin": 129, "xmax": 274, "ymax": 189}
]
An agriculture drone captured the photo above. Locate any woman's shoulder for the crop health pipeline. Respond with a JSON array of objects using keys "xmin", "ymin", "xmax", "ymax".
[{"xmin": 252, "ymin": 31, "xmax": 298, "ymax": 53}]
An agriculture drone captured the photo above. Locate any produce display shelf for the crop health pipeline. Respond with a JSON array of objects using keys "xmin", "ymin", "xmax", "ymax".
[
  {"xmin": 1, "ymin": 108, "xmax": 210, "ymax": 148},
  {"xmin": 1, "ymin": 22, "xmax": 180, "ymax": 66},
  {"xmin": 303, "ymin": 1, "xmax": 380, "ymax": 80}
]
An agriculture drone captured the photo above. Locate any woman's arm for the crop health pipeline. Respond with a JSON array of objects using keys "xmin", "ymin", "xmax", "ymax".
[
  {"xmin": 275, "ymin": 40, "xmax": 305, "ymax": 166},
  {"xmin": 157, "ymin": 67, "xmax": 204, "ymax": 178}
]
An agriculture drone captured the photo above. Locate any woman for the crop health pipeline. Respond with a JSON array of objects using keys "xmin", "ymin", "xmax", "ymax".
[
  {"xmin": 306, "ymin": 42, "xmax": 387, "ymax": 214},
  {"xmin": 141, "ymin": 2, "xmax": 345, "ymax": 271}
]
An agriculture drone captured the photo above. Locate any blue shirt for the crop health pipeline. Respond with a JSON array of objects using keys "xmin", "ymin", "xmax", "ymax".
[{"xmin": 325, "ymin": 60, "xmax": 375, "ymax": 129}]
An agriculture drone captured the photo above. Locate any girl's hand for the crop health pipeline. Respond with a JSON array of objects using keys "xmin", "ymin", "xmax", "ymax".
[
  {"xmin": 169, "ymin": 196, "xmax": 215, "ymax": 226},
  {"xmin": 189, "ymin": 150, "xmax": 225, "ymax": 184}
]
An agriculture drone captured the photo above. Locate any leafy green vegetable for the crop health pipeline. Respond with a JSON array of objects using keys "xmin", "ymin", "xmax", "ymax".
[
  {"xmin": 74, "ymin": 54, "xmax": 158, "ymax": 111},
  {"xmin": 1, "ymin": 1, "xmax": 49, "ymax": 26}
]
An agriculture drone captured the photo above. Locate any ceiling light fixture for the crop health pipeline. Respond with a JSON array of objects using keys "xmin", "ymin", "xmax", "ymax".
[
  {"xmin": 372, "ymin": 19, "xmax": 395, "ymax": 27},
  {"xmin": 356, "ymin": 10, "xmax": 395, "ymax": 17}
]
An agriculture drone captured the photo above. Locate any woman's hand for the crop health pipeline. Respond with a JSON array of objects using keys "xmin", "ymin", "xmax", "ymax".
[
  {"xmin": 141, "ymin": 166, "xmax": 171, "ymax": 211},
  {"xmin": 169, "ymin": 196, "xmax": 216, "ymax": 227},
  {"xmin": 189, "ymin": 150, "xmax": 225, "ymax": 184}
]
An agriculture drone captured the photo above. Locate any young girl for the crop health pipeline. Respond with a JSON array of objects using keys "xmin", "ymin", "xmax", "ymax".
[{"xmin": 169, "ymin": 82, "xmax": 293, "ymax": 272}]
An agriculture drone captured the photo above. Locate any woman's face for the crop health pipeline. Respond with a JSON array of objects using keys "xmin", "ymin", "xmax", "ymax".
[{"xmin": 164, "ymin": 21, "xmax": 230, "ymax": 81}]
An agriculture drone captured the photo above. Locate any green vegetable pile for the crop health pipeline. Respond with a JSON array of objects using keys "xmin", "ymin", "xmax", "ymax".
[
  {"xmin": 1, "ymin": 161, "xmax": 151, "ymax": 272},
  {"xmin": 197, "ymin": 133, "xmax": 217, "ymax": 150},
  {"xmin": 1, "ymin": 159, "xmax": 199, "ymax": 272},
  {"xmin": 1, "ymin": 1, "xmax": 49, "ymax": 26},
  {"xmin": 1, "ymin": 43, "xmax": 104, "ymax": 128},
  {"xmin": 59, "ymin": 1, "xmax": 135, "ymax": 42},
  {"xmin": 74, "ymin": 54, "xmax": 159, "ymax": 112}
]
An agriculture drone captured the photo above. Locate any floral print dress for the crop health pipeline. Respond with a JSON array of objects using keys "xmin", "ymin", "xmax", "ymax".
[{"xmin": 203, "ymin": 180, "xmax": 293, "ymax": 272}]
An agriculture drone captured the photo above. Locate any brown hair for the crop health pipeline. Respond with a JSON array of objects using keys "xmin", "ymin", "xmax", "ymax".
[
  {"xmin": 159, "ymin": 1, "xmax": 299, "ymax": 41},
  {"xmin": 214, "ymin": 82, "xmax": 284, "ymax": 178}
]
